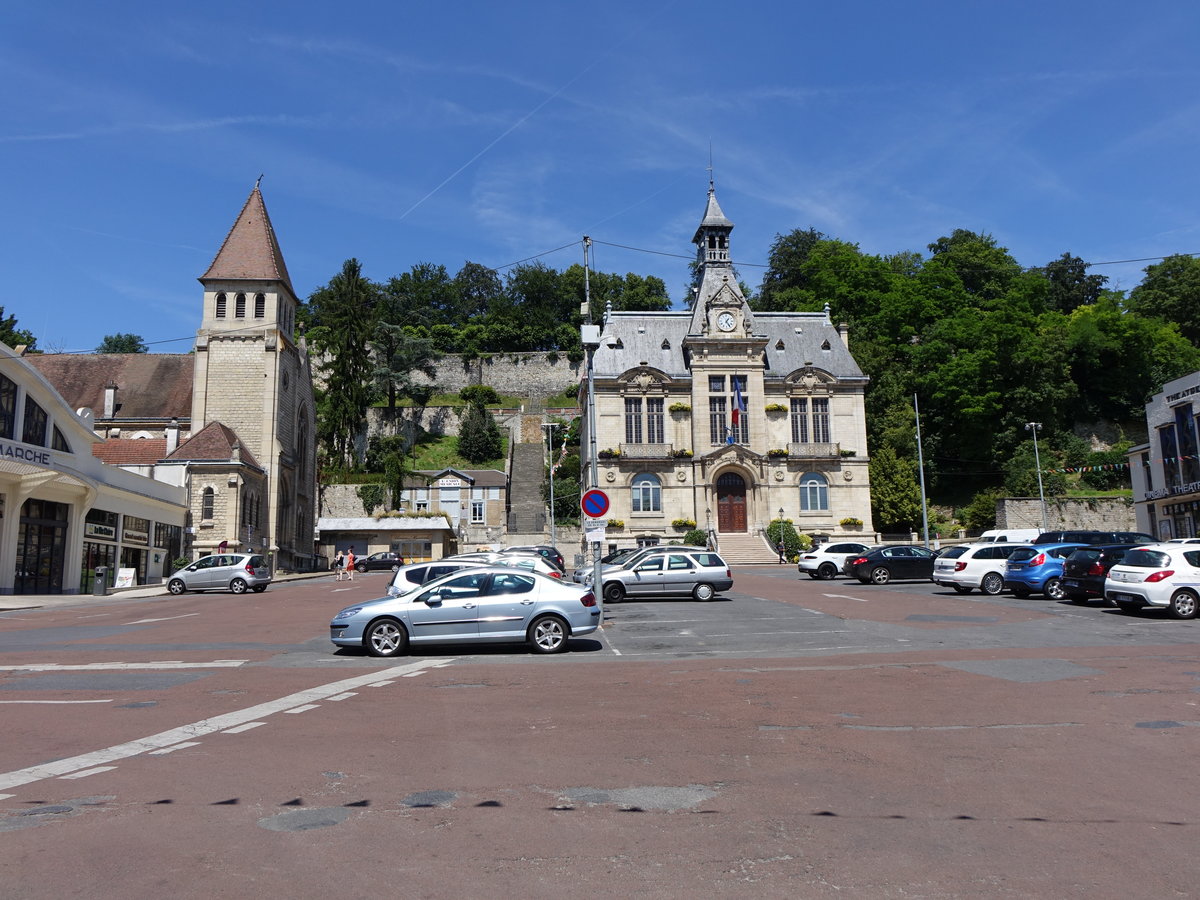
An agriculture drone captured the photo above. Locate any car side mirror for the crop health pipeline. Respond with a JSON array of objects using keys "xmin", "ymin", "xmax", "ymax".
[
  {"xmin": 424, "ymin": 589, "xmax": 444, "ymax": 604},
  {"xmin": 386, "ymin": 585, "xmax": 400, "ymax": 597},
  {"xmin": 186, "ymin": 565, "xmax": 198, "ymax": 572}
]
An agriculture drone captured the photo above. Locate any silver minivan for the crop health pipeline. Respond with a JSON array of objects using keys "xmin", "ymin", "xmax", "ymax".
[
  {"xmin": 167, "ymin": 553, "xmax": 272, "ymax": 594},
  {"xmin": 601, "ymin": 550, "xmax": 732, "ymax": 602}
]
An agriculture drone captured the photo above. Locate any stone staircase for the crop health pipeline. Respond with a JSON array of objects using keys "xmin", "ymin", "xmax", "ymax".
[
  {"xmin": 713, "ymin": 531, "xmax": 781, "ymax": 565},
  {"xmin": 507, "ymin": 442, "xmax": 546, "ymax": 536}
]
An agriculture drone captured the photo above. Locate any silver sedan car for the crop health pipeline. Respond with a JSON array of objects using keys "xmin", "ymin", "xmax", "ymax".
[{"xmin": 330, "ymin": 566, "xmax": 602, "ymax": 656}]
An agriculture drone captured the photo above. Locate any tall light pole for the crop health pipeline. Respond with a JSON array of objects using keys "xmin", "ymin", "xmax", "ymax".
[
  {"xmin": 541, "ymin": 422, "xmax": 560, "ymax": 548},
  {"xmin": 914, "ymin": 394, "xmax": 930, "ymax": 548},
  {"xmin": 1026, "ymin": 421, "xmax": 1048, "ymax": 532},
  {"xmin": 580, "ymin": 236, "xmax": 602, "ymax": 583}
]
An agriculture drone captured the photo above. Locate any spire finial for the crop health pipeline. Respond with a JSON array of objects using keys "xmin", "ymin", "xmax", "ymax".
[
  {"xmin": 707, "ymin": 143, "xmax": 714, "ymax": 193},
  {"xmin": 254, "ymin": 174, "xmax": 264, "ymax": 191}
]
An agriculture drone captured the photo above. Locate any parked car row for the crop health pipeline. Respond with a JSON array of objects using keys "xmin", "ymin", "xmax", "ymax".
[{"xmin": 819, "ymin": 531, "xmax": 1200, "ymax": 619}]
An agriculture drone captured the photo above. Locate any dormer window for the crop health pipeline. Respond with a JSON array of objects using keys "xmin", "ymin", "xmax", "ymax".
[
  {"xmin": 661, "ymin": 339, "xmax": 670, "ymax": 350},
  {"xmin": 776, "ymin": 340, "xmax": 785, "ymax": 350},
  {"xmin": 821, "ymin": 339, "xmax": 831, "ymax": 351}
]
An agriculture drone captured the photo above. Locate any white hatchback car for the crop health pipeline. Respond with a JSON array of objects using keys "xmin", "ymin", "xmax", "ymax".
[
  {"xmin": 1105, "ymin": 544, "xmax": 1200, "ymax": 618},
  {"xmin": 932, "ymin": 543, "xmax": 1028, "ymax": 595},
  {"xmin": 797, "ymin": 541, "xmax": 871, "ymax": 580}
]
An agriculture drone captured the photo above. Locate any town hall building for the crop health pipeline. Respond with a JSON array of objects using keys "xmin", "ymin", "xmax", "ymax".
[{"xmin": 584, "ymin": 184, "xmax": 873, "ymax": 552}]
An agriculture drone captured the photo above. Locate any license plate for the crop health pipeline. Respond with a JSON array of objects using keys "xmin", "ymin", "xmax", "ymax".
[
  {"xmin": 1110, "ymin": 593, "xmax": 1134, "ymax": 603},
  {"xmin": 1063, "ymin": 579, "xmax": 1080, "ymax": 588}
]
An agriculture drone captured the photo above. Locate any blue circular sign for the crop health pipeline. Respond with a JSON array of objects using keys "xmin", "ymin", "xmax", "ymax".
[{"xmin": 581, "ymin": 489, "xmax": 610, "ymax": 518}]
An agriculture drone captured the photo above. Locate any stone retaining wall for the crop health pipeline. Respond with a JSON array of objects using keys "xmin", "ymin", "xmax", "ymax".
[{"xmin": 997, "ymin": 497, "xmax": 1134, "ymax": 531}]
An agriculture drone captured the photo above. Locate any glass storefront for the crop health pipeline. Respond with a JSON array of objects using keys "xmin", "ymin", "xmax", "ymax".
[
  {"xmin": 16, "ymin": 500, "xmax": 67, "ymax": 594},
  {"xmin": 81, "ymin": 541, "xmax": 117, "ymax": 592}
]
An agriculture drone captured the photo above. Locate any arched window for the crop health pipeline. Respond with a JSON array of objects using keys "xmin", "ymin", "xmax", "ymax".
[
  {"xmin": 215, "ymin": 293, "xmax": 227, "ymax": 318},
  {"xmin": 800, "ymin": 472, "xmax": 829, "ymax": 511},
  {"xmin": 235, "ymin": 293, "xmax": 246, "ymax": 317},
  {"xmin": 201, "ymin": 487, "xmax": 215, "ymax": 520},
  {"xmin": 631, "ymin": 473, "xmax": 661, "ymax": 513},
  {"xmin": 254, "ymin": 293, "xmax": 265, "ymax": 318},
  {"xmin": 297, "ymin": 410, "xmax": 310, "ymax": 482},
  {"xmin": 22, "ymin": 397, "xmax": 47, "ymax": 446}
]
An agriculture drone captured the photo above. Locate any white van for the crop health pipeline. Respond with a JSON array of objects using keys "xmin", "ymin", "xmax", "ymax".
[{"xmin": 977, "ymin": 528, "xmax": 1040, "ymax": 544}]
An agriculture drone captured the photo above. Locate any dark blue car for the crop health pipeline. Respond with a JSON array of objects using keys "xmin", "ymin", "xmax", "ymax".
[{"xmin": 1004, "ymin": 543, "xmax": 1086, "ymax": 599}]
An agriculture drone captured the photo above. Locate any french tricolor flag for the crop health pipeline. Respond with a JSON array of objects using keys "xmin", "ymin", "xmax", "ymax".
[{"xmin": 731, "ymin": 378, "xmax": 746, "ymax": 426}]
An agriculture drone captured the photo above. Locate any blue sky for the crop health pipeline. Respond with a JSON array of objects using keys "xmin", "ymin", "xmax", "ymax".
[{"xmin": 4, "ymin": 1, "xmax": 1200, "ymax": 353}]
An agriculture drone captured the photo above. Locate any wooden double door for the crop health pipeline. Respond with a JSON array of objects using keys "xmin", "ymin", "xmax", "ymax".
[{"xmin": 716, "ymin": 472, "xmax": 747, "ymax": 533}]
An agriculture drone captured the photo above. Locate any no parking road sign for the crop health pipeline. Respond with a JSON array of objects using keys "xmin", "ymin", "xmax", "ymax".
[{"xmin": 581, "ymin": 489, "xmax": 610, "ymax": 519}]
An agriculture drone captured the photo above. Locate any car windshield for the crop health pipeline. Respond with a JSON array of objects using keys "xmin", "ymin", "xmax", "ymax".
[
  {"xmin": 1009, "ymin": 548, "xmax": 1038, "ymax": 562},
  {"xmin": 1121, "ymin": 549, "xmax": 1171, "ymax": 568},
  {"xmin": 1070, "ymin": 549, "xmax": 1100, "ymax": 563}
]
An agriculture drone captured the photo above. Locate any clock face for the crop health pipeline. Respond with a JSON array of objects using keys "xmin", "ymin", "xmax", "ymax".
[{"xmin": 717, "ymin": 312, "xmax": 736, "ymax": 332}]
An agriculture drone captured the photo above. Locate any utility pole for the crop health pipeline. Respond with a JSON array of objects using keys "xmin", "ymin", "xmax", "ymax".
[
  {"xmin": 1026, "ymin": 422, "xmax": 1048, "ymax": 532},
  {"xmin": 914, "ymin": 393, "xmax": 930, "ymax": 548}
]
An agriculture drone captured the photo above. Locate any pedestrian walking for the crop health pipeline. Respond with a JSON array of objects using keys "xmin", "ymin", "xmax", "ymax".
[
  {"xmin": 776, "ymin": 540, "xmax": 786, "ymax": 564},
  {"xmin": 345, "ymin": 547, "xmax": 356, "ymax": 581},
  {"xmin": 333, "ymin": 550, "xmax": 344, "ymax": 581}
]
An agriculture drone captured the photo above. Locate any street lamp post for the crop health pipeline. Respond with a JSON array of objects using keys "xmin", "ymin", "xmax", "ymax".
[{"xmin": 1026, "ymin": 421, "xmax": 1048, "ymax": 532}]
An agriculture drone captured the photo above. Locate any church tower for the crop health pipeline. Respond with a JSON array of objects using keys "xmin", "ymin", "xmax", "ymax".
[{"xmin": 191, "ymin": 183, "xmax": 317, "ymax": 569}]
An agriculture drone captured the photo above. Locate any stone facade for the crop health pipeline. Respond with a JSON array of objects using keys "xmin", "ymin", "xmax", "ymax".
[
  {"xmin": 997, "ymin": 497, "xmax": 1135, "ymax": 531},
  {"xmin": 1127, "ymin": 369, "xmax": 1200, "ymax": 540}
]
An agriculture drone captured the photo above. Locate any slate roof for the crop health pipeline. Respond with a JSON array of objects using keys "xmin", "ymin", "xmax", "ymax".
[
  {"xmin": 92, "ymin": 438, "xmax": 168, "ymax": 466},
  {"xmin": 26, "ymin": 353, "xmax": 193, "ymax": 420},
  {"xmin": 200, "ymin": 185, "xmax": 295, "ymax": 295},
  {"xmin": 165, "ymin": 421, "xmax": 262, "ymax": 470},
  {"xmin": 693, "ymin": 187, "xmax": 734, "ymax": 239},
  {"xmin": 593, "ymin": 310, "xmax": 866, "ymax": 381}
]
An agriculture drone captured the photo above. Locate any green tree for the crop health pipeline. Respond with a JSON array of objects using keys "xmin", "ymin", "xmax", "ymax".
[
  {"xmin": 869, "ymin": 446, "xmax": 922, "ymax": 532},
  {"xmin": 0, "ymin": 306, "xmax": 36, "ymax": 351},
  {"xmin": 457, "ymin": 399, "xmax": 502, "ymax": 464},
  {"xmin": 307, "ymin": 258, "xmax": 379, "ymax": 469},
  {"xmin": 1127, "ymin": 254, "xmax": 1200, "ymax": 345},
  {"xmin": 95, "ymin": 333, "xmax": 148, "ymax": 353},
  {"xmin": 1044, "ymin": 252, "xmax": 1107, "ymax": 313},
  {"xmin": 371, "ymin": 324, "xmax": 440, "ymax": 416}
]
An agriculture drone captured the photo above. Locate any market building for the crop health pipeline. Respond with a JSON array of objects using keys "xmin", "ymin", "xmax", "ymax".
[
  {"xmin": 0, "ymin": 342, "xmax": 187, "ymax": 594},
  {"xmin": 583, "ymin": 183, "xmax": 873, "ymax": 553},
  {"xmin": 1128, "ymin": 370, "xmax": 1200, "ymax": 540},
  {"xmin": 29, "ymin": 183, "xmax": 318, "ymax": 572}
]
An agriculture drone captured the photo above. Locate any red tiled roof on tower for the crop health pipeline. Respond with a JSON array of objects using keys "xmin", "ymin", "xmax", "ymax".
[
  {"xmin": 166, "ymin": 422, "xmax": 263, "ymax": 470},
  {"xmin": 200, "ymin": 182, "xmax": 294, "ymax": 294}
]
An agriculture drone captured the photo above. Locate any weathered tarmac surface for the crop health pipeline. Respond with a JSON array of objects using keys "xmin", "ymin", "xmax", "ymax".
[{"xmin": 1, "ymin": 568, "xmax": 1197, "ymax": 897}]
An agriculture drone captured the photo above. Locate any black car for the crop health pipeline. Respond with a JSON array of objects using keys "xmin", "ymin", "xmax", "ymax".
[
  {"xmin": 1061, "ymin": 544, "xmax": 1138, "ymax": 604},
  {"xmin": 355, "ymin": 551, "xmax": 405, "ymax": 573},
  {"xmin": 507, "ymin": 545, "xmax": 565, "ymax": 571},
  {"xmin": 1033, "ymin": 530, "xmax": 1154, "ymax": 546},
  {"xmin": 846, "ymin": 545, "xmax": 937, "ymax": 585}
]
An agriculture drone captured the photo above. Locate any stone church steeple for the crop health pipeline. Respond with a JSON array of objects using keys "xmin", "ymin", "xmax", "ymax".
[{"xmin": 687, "ymin": 182, "xmax": 751, "ymax": 335}]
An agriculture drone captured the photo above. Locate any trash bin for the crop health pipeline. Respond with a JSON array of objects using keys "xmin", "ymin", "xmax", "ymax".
[{"xmin": 93, "ymin": 566, "xmax": 107, "ymax": 596}]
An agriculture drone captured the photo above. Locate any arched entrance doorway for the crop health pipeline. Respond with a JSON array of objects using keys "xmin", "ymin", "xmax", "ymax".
[{"xmin": 715, "ymin": 471, "xmax": 748, "ymax": 533}]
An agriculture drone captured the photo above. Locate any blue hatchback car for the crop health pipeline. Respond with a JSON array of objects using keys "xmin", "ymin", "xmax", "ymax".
[{"xmin": 1004, "ymin": 543, "xmax": 1087, "ymax": 600}]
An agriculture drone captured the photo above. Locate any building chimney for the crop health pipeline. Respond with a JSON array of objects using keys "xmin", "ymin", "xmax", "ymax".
[
  {"xmin": 165, "ymin": 417, "xmax": 180, "ymax": 455},
  {"xmin": 103, "ymin": 381, "xmax": 118, "ymax": 418},
  {"xmin": 837, "ymin": 322, "xmax": 849, "ymax": 346}
]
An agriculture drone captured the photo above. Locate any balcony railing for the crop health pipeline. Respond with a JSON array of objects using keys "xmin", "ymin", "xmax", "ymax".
[
  {"xmin": 787, "ymin": 442, "xmax": 840, "ymax": 459},
  {"xmin": 620, "ymin": 443, "xmax": 674, "ymax": 460}
]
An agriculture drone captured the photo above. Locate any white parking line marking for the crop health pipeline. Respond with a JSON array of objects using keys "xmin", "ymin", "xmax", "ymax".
[
  {"xmin": 326, "ymin": 692, "xmax": 356, "ymax": 701},
  {"xmin": 222, "ymin": 722, "xmax": 266, "ymax": 734},
  {"xmin": 59, "ymin": 766, "xmax": 117, "ymax": 779},
  {"xmin": 148, "ymin": 742, "xmax": 202, "ymax": 755},
  {"xmin": 367, "ymin": 680, "xmax": 396, "ymax": 687},
  {"xmin": 0, "ymin": 660, "xmax": 247, "ymax": 673},
  {"xmin": 823, "ymin": 593, "xmax": 870, "ymax": 602},
  {"xmin": 0, "ymin": 658, "xmax": 454, "ymax": 793},
  {"xmin": 125, "ymin": 614, "xmax": 200, "ymax": 624},
  {"xmin": 284, "ymin": 704, "xmax": 320, "ymax": 714}
]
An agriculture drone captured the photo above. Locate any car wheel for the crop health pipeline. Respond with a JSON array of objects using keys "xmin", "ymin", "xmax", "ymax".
[
  {"xmin": 870, "ymin": 566, "xmax": 891, "ymax": 585},
  {"xmin": 980, "ymin": 572, "xmax": 1004, "ymax": 596},
  {"xmin": 1067, "ymin": 592, "xmax": 1089, "ymax": 605},
  {"xmin": 391, "ymin": 564, "xmax": 400, "ymax": 573},
  {"xmin": 365, "ymin": 618, "xmax": 408, "ymax": 657},
  {"xmin": 1168, "ymin": 589, "xmax": 1199, "ymax": 620},
  {"xmin": 817, "ymin": 563, "xmax": 837, "ymax": 580},
  {"xmin": 528, "ymin": 615, "xmax": 568, "ymax": 653},
  {"xmin": 230, "ymin": 578, "xmax": 248, "ymax": 594},
  {"xmin": 1114, "ymin": 599, "xmax": 1141, "ymax": 614},
  {"xmin": 356, "ymin": 564, "xmax": 366, "ymax": 574},
  {"xmin": 168, "ymin": 579, "xmax": 186, "ymax": 595},
  {"xmin": 693, "ymin": 582, "xmax": 715, "ymax": 602},
  {"xmin": 251, "ymin": 584, "xmax": 267, "ymax": 593},
  {"xmin": 604, "ymin": 582, "xmax": 625, "ymax": 603},
  {"xmin": 1043, "ymin": 577, "xmax": 1065, "ymax": 601},
  {"xmin": 953, "ymin": 585, "xmax": 973, "ymax": 594},
  {"xmin": 1011, "ymin": 586, "xmax": 1030, "ymax": 598}
]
